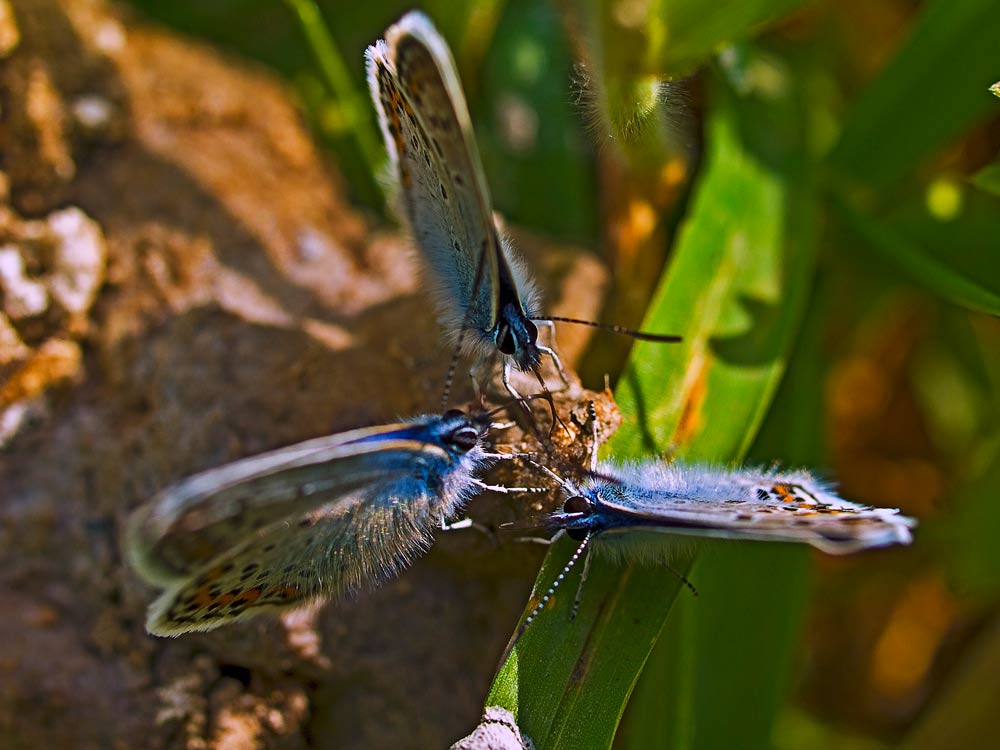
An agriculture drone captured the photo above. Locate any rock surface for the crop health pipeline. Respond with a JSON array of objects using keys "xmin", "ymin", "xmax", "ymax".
[{"xmin": 0, "ymin": 1, "xmax": 617, "ymax": 747}]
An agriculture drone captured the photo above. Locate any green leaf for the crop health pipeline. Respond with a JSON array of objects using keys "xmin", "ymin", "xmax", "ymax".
[
  {"xmin": 833, "ymin": 193, "xmax": 1000, "ymax": 317},
  {"xmin": 487, "ymin": 47, "xmax": 818, "ymax": 749},
  {"xmin": 653, "ymin": 0, "xmax": 809, "ymax": 75},
  {"xmin": 476, "ymin": 0, "xmax": 598, "ymax": 242},
  {"xmin": 971, "ymin": 162, "xmax": 1000, "ymax": 198},
  {"xmin": 621, "ymin": 544, "xmax": 811, "ymax": 750},
  {"xmin": 283, "ymin": 0, "xmax": 384, "ymax": 202},
  {"xmin": 828, "ymin": 0, "xmax": 1000, "ymax": 189},
  {"xmin": 619, "ymin": 258, "xmax": 832, "ymax": 750}
]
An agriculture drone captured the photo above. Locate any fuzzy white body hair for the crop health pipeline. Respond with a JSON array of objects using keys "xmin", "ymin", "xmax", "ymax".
[
  {"xmin": 572, "ymin": 459, "xmax": 915, "ymax": 555},
  {"xmin": 593, "ymin": 461, "xmax": 835, "ymax": 504}
]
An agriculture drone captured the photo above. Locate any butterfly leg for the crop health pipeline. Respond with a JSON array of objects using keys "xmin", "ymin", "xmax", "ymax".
[
  {"xmin": 513, "ymin": 528, "xmax": 564, "ymax": 546},
  {"xmin": 473, "ymin": 479, "xmax": 550, "ymax": 495},
  {"xmin": 513, "ymin": 535, "xmax": 555, "ymax": 545},
  {"xmin": 537, "ymin": 345, "xmax": 570, "ymax": 390},
  {"xmin": 439, "ymin": 514, "xmax": 498, "ymax": 546},
  {"xmin": 501, "ymin": 359, "xmax": 528, "ymax": 406},
  {"xmin": 440, "ymin": 516, "xmax": 474, "ymax": 531},
  {"xmin": 535, "ymin": 320, "xmax": 570, "ymax": 389}
]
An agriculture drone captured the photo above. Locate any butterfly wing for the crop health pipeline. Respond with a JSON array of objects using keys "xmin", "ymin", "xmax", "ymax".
[
  {"xmin": 145, "ymin": 479, "xmax": 448, "ymax": 635},
  {"xmin": 126, "ymin": 432, "xmax": 451, "ymax": 586},
  {"xmin": 592, "ymin": 466, "xmax": 915, "ymax": 554},
  {"xmin": 367, "ymin": 12, "xmax": 501, "ymax": 337}
]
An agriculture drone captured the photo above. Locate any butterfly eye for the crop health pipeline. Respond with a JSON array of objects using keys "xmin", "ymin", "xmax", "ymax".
[
  {"xmin": 442, "ymin": 409, "xmax": 466, "ymax": 420},
  {"xmin": 564, "ymin": 495, "xmax": 592, "ymax": 516},
  {"xmin": 524, "ymin": 318, "xmax": 538, "ymax": 344},
  {"xmin": 448, "ymin": 426, "xmax": 479, "ymax": 453},
  {"xmin": 497, "ymin": 326, "xmax": 516, "ymax": 355}
]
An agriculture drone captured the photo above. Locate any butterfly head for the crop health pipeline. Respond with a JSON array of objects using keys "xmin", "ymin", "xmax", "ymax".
[
  {"xmin": 494, "ymin": 302, "xmax": 540, "ymax": 372},
  {"xmin": 438, "ymin": 408, "xmax": 492, "ymax": 456},
  {"xmin": 550, "ymin": 493, "xmax": 599, "ymax": 541}
]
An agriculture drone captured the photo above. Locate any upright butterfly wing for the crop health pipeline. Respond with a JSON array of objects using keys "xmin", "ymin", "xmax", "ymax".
[
  {"xmin": 367, "ymin": 15, "xmax": 498, "ymax": 336},
  {"xmin": 368, "ymin": 12, "xmax": 532, "ymax": 345}
]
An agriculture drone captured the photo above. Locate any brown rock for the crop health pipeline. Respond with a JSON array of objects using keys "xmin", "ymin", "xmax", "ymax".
[{"xmin": 0, "ymin": 1, "xmax": 616, "ymax": 748}]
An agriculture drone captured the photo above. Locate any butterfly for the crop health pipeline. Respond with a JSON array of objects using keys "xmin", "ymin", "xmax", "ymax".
[
  {"xmin": 510, "ymin": 456, "xmax": 916, "ymax": 636},
  {"xmin": 365, "ymin": 12, "xmax": 679, "ymax": 403},
  {"xmin": 125, "ymin": 410, "xmax": 519, "ymax": 636},
  {"xmin": 551, "ymin": 461, "xmax": 915, "ymax": 553}
]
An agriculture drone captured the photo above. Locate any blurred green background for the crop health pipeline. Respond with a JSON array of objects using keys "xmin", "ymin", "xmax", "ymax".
[{"xmin": 123, "ymin": 0, "xmax": 1000, "ymax": 748}]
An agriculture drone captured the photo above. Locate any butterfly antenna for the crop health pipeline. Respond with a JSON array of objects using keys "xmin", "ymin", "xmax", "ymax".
[
  {"xmin": 586, "ymin": 400, "xmax": 598, "ymax": 472},
  {"xmin": 532, "ymin": 316, "xmax": 682, "ymax": 343},
  {"xmin": 439, "ymin": 345, "xmax": 464, "ymax": 411},
  {"xmin": 520, "ymin": 456, "xmax": 581, "ymax": 495},
  {"xmin": 499, "ymin": 532, "xmax": 592, "ymax": 665}
]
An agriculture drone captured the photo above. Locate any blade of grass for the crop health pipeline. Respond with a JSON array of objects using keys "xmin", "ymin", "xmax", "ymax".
[
  {"xmin": 618, "ymin": 255, "xmax": 830, "ymax": 750},
  {"xmin": 653, "ymin": 0, "xmax": 809, "ymax": 76},
  {"xmin": 832, "ymin": 193, "xmax": 1000, "ymax": 317},
  {"xmin": 614, "ymin": 46, "xmax": 819, "ymax": 750},
  {"xmin": 971, "ymin": 162, "xmax": 1000, "ymax": 199},
  {"xmin": 477, "ymin": 0, "xmax": 598, "ymax": 242},
  {"xmin": 569, "ymin": 0, "xmax": 807, "ymax": 156},
  {"xmin": 283, "ymin": 0, "xmax": 384, "ymax": 198},
  {"xmin": 487, "ymin": 45, "xmax": 817, "ymax": 749},
  {"xmin": 827, "ymin": 0, "xmax": 1000, "ymax": 190}
]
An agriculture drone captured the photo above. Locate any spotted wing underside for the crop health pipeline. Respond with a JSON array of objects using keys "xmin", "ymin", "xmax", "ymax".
[{"xmin": 367, "ymin": 12, "xmax": 501, "ymax": 335}]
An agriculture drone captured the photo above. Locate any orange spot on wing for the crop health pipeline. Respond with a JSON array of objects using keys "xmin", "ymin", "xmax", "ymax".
[
  {"xmin": 191, "ymin": 589, "xmax": 214, "ymax": 608},
  {"xmin": 773, "ymin": 484, "xmax": 796, "ymax": 502},
  {"xmin": 239, "ymin": 588, "xmax": 262, "ymax": 605}
]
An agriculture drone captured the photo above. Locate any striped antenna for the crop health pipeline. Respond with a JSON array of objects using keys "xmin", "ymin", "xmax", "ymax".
[
  {"xmin": 498, "ymin": 531, "xmax": 592, "ymax": 665},
  {"xmin": 531, "ymin": 315, "xmax": 682, "ymax": 343}
]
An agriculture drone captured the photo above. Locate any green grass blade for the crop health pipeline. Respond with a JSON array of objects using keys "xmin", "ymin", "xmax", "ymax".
[
  {"xmin": 618, "ymin": 261, "xmax": 830, "ymax": 750},
  {"xmin": 971, "ymin": 162, "xmax": 1000, "ymax": 199},
  {"xmin": 611, "ymin": 54, "xmax": 816, "ymax": 459},
  {"xmin": 833, "ymin": 193, "xmax": 1000, "ymax": 317},
  {"xmin": 282, "ymin": 0, "xmax": 384, "ymax": 196},
  {"xmin": 620, "ymin": 544, "xmax": 811, "ymax": 750},
  {"xmin": 827, "ymin": 0, "xmax": 1000, "ymax": 189},
  {"xmin": 476, "ymin": 0, "xmax": 598, "ymax": 242},
  {"xmin": 487, "ymin": 47, "xmax": 817, "ymax": 749},
  {"xmin": 653, "ymin": 0, "xmax": 809, "ymax": 76}
]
